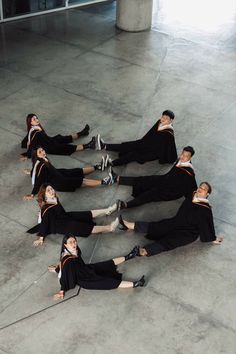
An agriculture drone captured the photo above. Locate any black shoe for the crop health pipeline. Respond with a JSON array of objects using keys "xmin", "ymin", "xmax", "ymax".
[
  {"xmin": 125, "ymin": 245, "xmax": 140, "ymax": 261},
  {"xmin": 85, "ymin": 136, "xmax": 96, "ymax": 150},
  {"xmin": 118, "ymin": 215, "xmax": 128, "ymax": 231},
  {"xmin": 133, "ymin": 275, "xmax": 145, "ymax": 288},
  {"xmin": 77, "ymin": 124, "xmax": 90, "ymax": 137},
  {"xmin": 117, "ymin": 199, "xmax": 126, "ymax": 211}
]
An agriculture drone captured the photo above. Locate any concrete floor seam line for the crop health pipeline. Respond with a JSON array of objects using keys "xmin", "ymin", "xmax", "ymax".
[
  {"xmin": 160, "ymin": 72, "xmax": 236, "ymax": 99},
  {"xmin": 0, "ymin": 269, "xmax": 49, "ymax": 315},
  {"xmin": 214, "ymin": 216, "xmax": 236, "ymax": 228},
  {"xmin": 0, "ymin": 212, "xmax": 30, "ymax": 230},
  {"xmin": 88, "ymin": 234, "xmax": 101, "ymax": 263},
  {"xmin": 149, "ymin": 287, "xmax": 236, "ymax": 333},
  {"xmin": 0, "ymin": 124, "xmax": 24, "ymax": 138},
  {"xmin": 0, "ymin": 287, "xmax": 81, "ymax": 332},
  {"xmin": 0, "ymin": 346, "xmax": 8, "ymax": 354},
  {"xmin": 60, "ymin": 87, "xmax": 143, "ymax": 119},
  {"xmin": 90, "ymin": 47, "xmax": 161, "ymax": 75}
]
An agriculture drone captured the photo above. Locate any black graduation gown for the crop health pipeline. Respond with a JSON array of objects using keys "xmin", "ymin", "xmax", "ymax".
[
  {"xmin": 144, "ymin": 198, "xmax": 216, "ymax": 256},
  {"xmin": 28, "ymin": 203, "xmax": 95, "ymax": 238},
  {"xmin": 56, "ymin": 255, "xmax": 122, "ymax": 291},
  {"xmin": 117, "ymin": 120, "xmax": 177, "ymax": 164},
  {"xmin": 31, "ymin": 158, "xmax": 84, "ymax": 195},
  {"xmin": 130, "ymin": 164, "xmax": 197, "ymax": 200},
  {"xmin": 21, "ymin": 130, "xmax": 77, "ymax": 158}
]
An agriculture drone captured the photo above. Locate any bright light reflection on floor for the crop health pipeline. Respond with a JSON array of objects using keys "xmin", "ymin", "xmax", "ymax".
[{"xmin": 153, "ymin": 0, "xmax": 236, "ymax": 32}]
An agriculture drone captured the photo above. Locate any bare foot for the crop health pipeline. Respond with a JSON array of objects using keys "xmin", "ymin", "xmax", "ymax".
[
  {"xmin": 33, "ymin": 238, "xmax": 44, "ymax": 246},
  {"xmin": 53, "ymin": 291, "xmax": 64, "ymax": 300}
]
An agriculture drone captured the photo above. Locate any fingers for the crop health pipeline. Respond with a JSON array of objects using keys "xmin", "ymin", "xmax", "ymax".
[
  {"xmin": 23, "ymin": 195, "xmax": 33, "ymax": 201},
  {"xmin": 33, "ymin": 239, "xmax": 44, "ymax": 247},
  {"xmin": 48, "ymin": 266, "xmax": 56, "ymax": 272}
]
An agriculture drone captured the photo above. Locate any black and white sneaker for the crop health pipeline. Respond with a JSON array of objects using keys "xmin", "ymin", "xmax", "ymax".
[
  {"xmin": 102, "ymin": 173, "xmax": 113, "ymax": 185},
  {"xmin": 104, "ymin": 154, "xmax": 110, "ymax": 168},
  {"xmin": 96, "ymin": 134, "xmax": 105, "ymax": 150},
  {"xmin": 108, "ymin": 167, "xmax": 118, "ymax": 183},
  {"xmin": 95, "ymin": 156, "xmax": 105, "ymax": 171}
]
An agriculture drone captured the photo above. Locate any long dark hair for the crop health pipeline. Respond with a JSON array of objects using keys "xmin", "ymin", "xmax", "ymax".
[
  {"xmin": 60, "ymin": 234, "xmax": 81, "ymax": 260},
  {"xmin": 26, "ymin": 113, "xmax": 44, "ymax": 132},
  {"xmin": 31, "ymin": 146, "xmax": 50, "ymax": 166},
  {"xmin": 37, "ymin": 183, "xmax": 58, "ymax": 209}
]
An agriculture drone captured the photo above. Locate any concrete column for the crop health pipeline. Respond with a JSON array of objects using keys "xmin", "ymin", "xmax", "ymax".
[{"xmin": 116, "ymin": 0, "xmax": 153, "ymax": 32}]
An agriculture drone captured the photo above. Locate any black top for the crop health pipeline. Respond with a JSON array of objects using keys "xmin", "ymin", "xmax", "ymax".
[
  {"xmin": 132, "ymin": 163, "xmax": 197, "ymax": 200},
  {"xmin": 56, "ymin": 255, "xmax": 122, "ymax": 292},
  {"xmin": 139, "ymin": 120, "xmax": 177, "ymax": 164},
  {"xmin": 145, "ymin": 197, "xmax": 216, "ymax": 255},
  {"xmin": 31, "ymin": 158, "xmax": 84, "ymax": 195},
  {"xmin": 22, "ymin": 131, "xmax": 76, "ymax": 158},
  {"xmin": 33, "ymin": 203, "xmax": 95, "ymax": 238}
]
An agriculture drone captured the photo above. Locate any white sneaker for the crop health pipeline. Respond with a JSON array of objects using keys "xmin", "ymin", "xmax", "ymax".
[
  {"xmin": 106, "ymin": 202, "xmax": 118, "ymax": 215},
  {"xmin": 110, "ymin": 217, "xmax": 119, "ymax": 232}
]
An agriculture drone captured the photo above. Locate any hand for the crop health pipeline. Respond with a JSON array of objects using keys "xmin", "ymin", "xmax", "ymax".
[
  {"xmin": 139, "ymin": 248, "xmax": 148, "ymax": 256},
  {"xmin": 212, "ymin": 236, "xmax": 224, "ymax": 245},
  {"xmin": 19, "ymin": 155, "xmax": 28, "ymax": 161},
  {"xmin": 33, "ymin": 237, "xmax": 44, "ymax": 246},
  {"xmin": 23, "ymin": 169, "xmax": 31, "ymax": 175},
  {"xmin": 48, "ymin": 265, "xmax": 57, "ymax": 273},
  {"xmin": 53, "ymin": 291, "xmax": 64, "ymax": 300},
  {"xmin": 23, "ymin": 194, "xmax": 34, "ymax": 201}
]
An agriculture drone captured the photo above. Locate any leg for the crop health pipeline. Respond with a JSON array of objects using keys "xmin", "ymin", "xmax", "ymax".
[
  {"xmin": 91, "ymin": 208, "xmax": 113, "ymax": 218},
  {"xmin": 112, "ymin": 151, "xmax": 140, "ymax": 167},
  {"xmin": 126, "ymin": 190, "xmax": 156, "ymax": 209},
  {"xmin": 113, "ymin": 257, "xmax": 125, "ymax": 265},
  {"xmin": 91, "ymin": 217, "xmax": 119, "ymax": 234},
  {"xmin": 141, "ymin": 243, "xmax": 167, "ymax": 257},
  {"xmin": 82, "ymin": 178, "xmax": 102, "ymax": 187},
  {"xmin": 75, "ymin": 144, "xmax": 84, "ymax": 152},
  {"xmin": 118, "ymin": 281, "xmax": 134, "ymax": 288},
  {"xmin": 83, "ymin": 166, "xmax": 95, "ymax": 175}
]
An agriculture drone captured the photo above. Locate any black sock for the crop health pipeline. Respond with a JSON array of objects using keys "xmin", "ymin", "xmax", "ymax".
[{"xmin": 77, "ymin": 124, "xmax": 90, "ymax": 137}]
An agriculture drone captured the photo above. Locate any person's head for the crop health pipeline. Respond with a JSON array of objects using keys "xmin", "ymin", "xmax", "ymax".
[
  {"xmin": 160, "ymin": 110, "xmax": 175, "ymax": 125},
  {"xmin": 26, "ymin": 114, "xmax": 40, "ymax": 131},
  {"xmin": 179, "ymin": 146, "xmax": 195, "ymax": 163},
  {"xmin": 196, "ymin": 182, "xmax": 212, "ymax": 199},
  {"xmin": 32, "ymin": 146, "xmax": 47, "ymax": 163},
  {"xmin": 60, "ymin": 234, "xmax": 80, "ymax": 259},
  {"xmin": 37, "ymin": 183, "xmax": 57, "ymax": 208}
]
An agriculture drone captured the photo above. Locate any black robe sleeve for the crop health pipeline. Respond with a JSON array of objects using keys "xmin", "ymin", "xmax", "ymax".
[
  {"xmin": 198, "ymin": 208, "xmax": 216, "ymax": 242},
  {"xmin": 59, "ymin": 256, "xmax": 79, "ymax": 292},
  {"xmin": 31, "ymin": 163, "xmax": 48, "ymax": 196},
  {"xmin": 37, "ymin": 208, "xmax": 52, "ymax": 239}
]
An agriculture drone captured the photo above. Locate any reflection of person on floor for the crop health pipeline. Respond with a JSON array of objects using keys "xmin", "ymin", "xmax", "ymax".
[
  {"xmin": 106, "ymin": 146, "xmax": 197, "ymax": 211},
  {"xmin": 95, "ymin": 110, "xmax": 177, "ymax": 166},
  {"xmin": 28, "ymin": 184, "xmax": 120, "ymax": 246},
  {"xmin": 118, "ymin": 182, "xmax": 223, "ymax": 257},
  {"xmin": 23, "ymin": 147, "xmax": 110, "ymax": 200},
  {"xmin": 48, "ymin": 234, "xmax": 145, "ymax": 300},
  {"xmin": 20, "ymin": 113, "xmax": 95, "ymax": 159}
]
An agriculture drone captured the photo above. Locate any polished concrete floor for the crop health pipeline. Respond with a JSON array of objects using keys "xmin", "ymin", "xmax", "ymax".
[{"xmin": 0, "ymin": 1, "xmax": 236, "ymax": 353}]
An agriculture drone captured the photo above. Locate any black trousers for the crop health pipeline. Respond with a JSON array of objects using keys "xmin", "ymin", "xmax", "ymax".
[
  {"xmin": 119, "ymin": 176, "xmax": 159, "ymax": 208},
  {"xmin": 134, "ymin": 221, "xmax": 167, "ymax": 257}
]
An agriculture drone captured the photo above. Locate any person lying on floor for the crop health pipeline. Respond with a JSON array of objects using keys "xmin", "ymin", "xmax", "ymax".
[
  {"xmin": 93, "ymin": 109, "xmax": 177, "ymax": 166},
  {"xmin": 48, "ymin": 234, "xmax": 145, "ymax": 300},
  {"xmin": 23, "ymin": 146, "xmax": 110, "ymax": 200},
  {"xmin": 105, "ymin": 146, "xmax": 197, "ymax": 211},
  {"xmin": 20, "ymin": 113, "xmax": 97, "ymax": 159},
  {"xmin": 27, "ymin": 184, "xmax": 120, "ymax": 246},
  {"xmin": 117, "ymin": 182, "xmax": 223, "ymax": 257}
]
